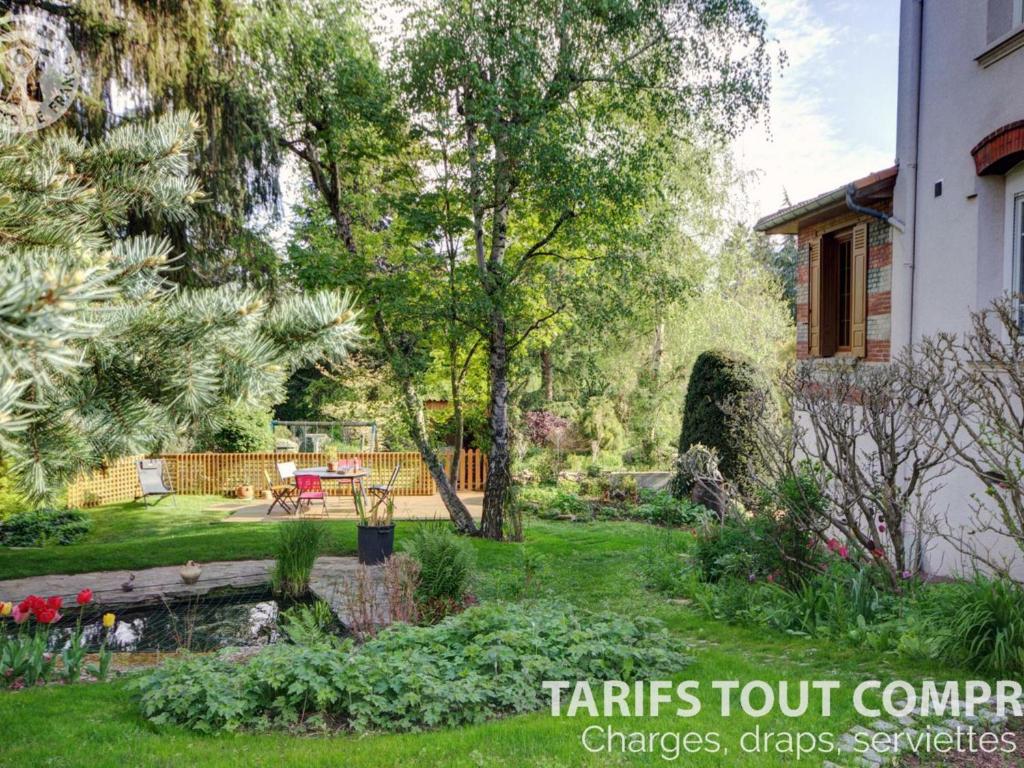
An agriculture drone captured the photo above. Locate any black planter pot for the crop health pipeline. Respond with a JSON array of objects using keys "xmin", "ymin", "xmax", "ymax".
[{"xmin": 357, "ymin": 524, "xmax": 395, "ymax": 565}]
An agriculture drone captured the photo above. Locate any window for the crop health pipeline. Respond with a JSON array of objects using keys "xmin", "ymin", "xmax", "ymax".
[
  {"xmin": 809, "ymin": 223, "xmax": 867, "ymax": 358},
  {"xmin": 1006, "ymin": 165, "xmax": 1024, "ymax": 325},
  {"xmin": 836, "ymin": 235, "xmax": 853, "ymax": 350},
  {"xmin": 1015, "ymin": 0, "xmax": 1024, "ymax": 28}
]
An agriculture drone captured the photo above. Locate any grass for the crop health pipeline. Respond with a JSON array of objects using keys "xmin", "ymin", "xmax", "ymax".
[
  {"xmin": 0, "ymin": 496, "xmax": 357, "ymax": 580},
  {"xmin": 0, "ymin": 502, "xmax": 985, "ymax": 766}
]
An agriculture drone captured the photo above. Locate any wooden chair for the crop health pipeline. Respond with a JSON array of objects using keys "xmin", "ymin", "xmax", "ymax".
[
  {"xmin": 367, "ymin": 463, "xmax": 401, "ymax": 517},
  {"xmin": 263, "ymin": 469, "xmax": 295, "ymax": 516},
  {"xmin": 294, "ymin": 473, "xmax": 328, "ymax": 518}
]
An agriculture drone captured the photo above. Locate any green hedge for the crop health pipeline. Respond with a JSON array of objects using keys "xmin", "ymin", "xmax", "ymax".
[{"xmin": 677, "ymin": 350, "xmax": 761, "ymax": 487}]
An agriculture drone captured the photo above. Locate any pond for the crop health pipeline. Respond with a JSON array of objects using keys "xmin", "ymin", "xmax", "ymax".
[{"xmin": 3, "ymin": 588, "xmax": 339, "ymax": 653}]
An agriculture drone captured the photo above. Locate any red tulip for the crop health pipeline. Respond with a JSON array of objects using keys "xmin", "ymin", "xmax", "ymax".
[
  {"xmin": 18, "ymin": 595, "xmax": 43, "ymax": 615},
  {"xmin": 45, "ymin": 595, "xmax": 62, "ymax": 611},
  {"xmin": 75, "ymin": 589, "xmax": 92, "ymax": 606},
  {"xmin": 33, "ymin": 606, "xmax": 60, "ymax": 624}
]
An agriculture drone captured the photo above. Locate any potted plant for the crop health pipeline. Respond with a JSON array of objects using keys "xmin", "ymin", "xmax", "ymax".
[{"xmin": 355, "ymin": 493, "xmax": 395, "ymax": 565}]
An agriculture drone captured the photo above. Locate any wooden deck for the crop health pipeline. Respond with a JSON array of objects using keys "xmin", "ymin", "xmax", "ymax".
[{"xmin": 217, "ymin": 491, "xmax": 484, "ymax": 522}]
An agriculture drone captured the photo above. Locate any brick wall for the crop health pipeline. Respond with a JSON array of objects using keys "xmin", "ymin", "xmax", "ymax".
[{"xmin": 794, "ymin": 204, "xmax": 893, "ymax": 363}]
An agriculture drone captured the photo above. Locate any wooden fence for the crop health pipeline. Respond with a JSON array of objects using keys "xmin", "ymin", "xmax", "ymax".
[{"xmin": 65, "ymin": 449, "xmax": 487, "ymax": 507}]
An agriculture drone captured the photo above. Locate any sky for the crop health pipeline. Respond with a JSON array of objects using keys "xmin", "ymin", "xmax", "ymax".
[{"xmin": 735, "ymin": 0, "xmax": 900, "ymax": 221}]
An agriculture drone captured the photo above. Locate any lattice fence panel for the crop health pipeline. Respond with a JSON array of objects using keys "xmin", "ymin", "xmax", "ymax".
[
  {"xmin": 66, "ymin": 449, "xmax": 488, "ymax": 505},
  {"xmin": 65, "ymin": 455, "xmax": 144, "ymax": 507}
]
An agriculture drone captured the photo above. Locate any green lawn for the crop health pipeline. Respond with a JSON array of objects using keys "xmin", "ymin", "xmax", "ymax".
[
  {"xmin": 0, "ymin": 503, "xmax": 978, "ymax": 767},
  {"xmin": 0, "ymin": 496, "xmax": 360, "ymax": 580}
]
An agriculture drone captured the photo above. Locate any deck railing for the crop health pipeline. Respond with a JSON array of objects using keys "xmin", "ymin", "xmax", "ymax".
[{"xmin": 65, "ymin": 449, "xmax": 487, "ymax": 507}]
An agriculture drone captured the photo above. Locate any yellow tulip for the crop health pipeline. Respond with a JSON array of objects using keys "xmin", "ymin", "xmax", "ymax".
[
  {"xmin": 102, "ymin": 612, "xmax": 116, "ymax": 628},
  {"xmin": 0, "ymin": 601, "xmax": 10, "ymax": 617}
]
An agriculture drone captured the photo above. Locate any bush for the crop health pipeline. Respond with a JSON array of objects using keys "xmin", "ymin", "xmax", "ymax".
[
  {"xmin": 135, "ymin": 602, "xmax": 689, "ymax": 733},
  {"xmin": 401, "ymin": 523, "xmax": 475, "ymax": 618},
  {"xmin": 692, "ymin": 517, "xmax": 780, "ymax": 583},
  {"xmin": 676, "ymin": 350, "xmax": 762, "ymax": 488},
  {"xmin": 196, "ymin": 403, "xmax": 274, "ymax": 453},
  {"xmin": 919, "ymin": 576, "xmax": 1024, "ymax": 675},
  {"xmin": 272, "ymin": 521, "xmax": 328, "ymax": 598},
  {"xmin": 0, "ymin": 508, "xmax": 91, "ymax": 547}
]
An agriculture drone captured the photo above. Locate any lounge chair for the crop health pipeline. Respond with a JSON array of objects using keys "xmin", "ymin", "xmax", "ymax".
[{"xmin": 136, "ymin": 459, "xmax": 176, "ymax": 506}]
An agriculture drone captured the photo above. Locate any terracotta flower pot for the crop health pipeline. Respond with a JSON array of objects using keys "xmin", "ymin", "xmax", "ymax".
[{"xmin": 235, "ymin": 484, "xmax": 254, "ymax": 500}]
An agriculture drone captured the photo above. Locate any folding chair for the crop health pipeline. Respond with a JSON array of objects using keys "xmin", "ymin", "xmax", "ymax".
[
  {"xmin": 136, "ymin": 459, "xmax": 177, "ymax": 507},
  {"xmin": 294, "ymin": 474, "xmax": 328, "ymax": 518},
  {"xmin": 367, "ymin": 463, "xmax": 401, "ymax": 517},
  {"xmin": 276, "ymin": 461, "xmax": 297, "ymax": 484},
  {"xmin": 263, "ymin": 469, "xmax": 295, "ymax": 516}
]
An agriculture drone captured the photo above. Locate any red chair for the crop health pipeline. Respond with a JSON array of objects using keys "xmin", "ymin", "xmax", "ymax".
[{"xmin": 294, "ymin": 474, "xmax": 327, "ymax": 518}]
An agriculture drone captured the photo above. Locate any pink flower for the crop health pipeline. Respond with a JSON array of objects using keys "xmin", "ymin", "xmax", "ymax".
[
  {"xmin": 827, "ymin": 538, "xmax": 840, "ymax": 552},
  {"xmin": 838, "ymin": 546, "xmax": 849, "ymax": 559},
  {"xmin": 11, "ymin": 605, "xmax": 29, "ymax": 624},
  {"xmin": 901, "ymin": 570, "xmax": 912, "ymax": 580}
]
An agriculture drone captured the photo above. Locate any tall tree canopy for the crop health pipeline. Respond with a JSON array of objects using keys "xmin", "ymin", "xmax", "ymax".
[{"xmin": 398, "ymin": 0, "xmax": 773, "ymax": 537}]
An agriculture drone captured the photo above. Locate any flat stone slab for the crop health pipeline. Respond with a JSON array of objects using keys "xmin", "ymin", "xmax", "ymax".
[{"xmin": 0, "ymin": 556, "xmax": 382, "ymax": 629}]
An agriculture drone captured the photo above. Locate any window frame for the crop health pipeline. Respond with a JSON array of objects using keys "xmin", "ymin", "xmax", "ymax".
[
  {"xmin": 1005, "ymin": 163, "xmax": 1024, "ymax": 324},
  {"xmin": 1015, "ymin": 0, "xmax": 1024, "ymax": 28}
]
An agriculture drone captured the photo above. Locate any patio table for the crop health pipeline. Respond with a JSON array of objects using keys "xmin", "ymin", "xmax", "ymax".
[{"xmin": 294, "ymin": 467, "xmax": 370, "ymax": 512}]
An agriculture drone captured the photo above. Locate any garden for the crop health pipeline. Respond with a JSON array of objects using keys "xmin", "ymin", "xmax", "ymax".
[{"xmin": 2, "ymin": 1, "xmax": 1024, "ymax": 766}]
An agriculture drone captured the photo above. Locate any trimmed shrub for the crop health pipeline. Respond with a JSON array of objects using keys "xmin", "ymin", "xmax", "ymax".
[
  {"xmin": 0, "ymin": 508, "xmax": 91, "ymax": 547},
  {"xmin": 676, "ymin": 350, "xmax": 761, "ymax": 489},
  {"xmin": 135, "ymin": 602, "xmax": 689, "ymax": 733}
]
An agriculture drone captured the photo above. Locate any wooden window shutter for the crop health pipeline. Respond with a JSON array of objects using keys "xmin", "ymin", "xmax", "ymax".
[
  {"xmin": 808, "ymin": 237, "xmax": 822, "ymax": 357},
  {"xmin": 850, "ymin": 223, "xmax": 868, "ymax": 357}
]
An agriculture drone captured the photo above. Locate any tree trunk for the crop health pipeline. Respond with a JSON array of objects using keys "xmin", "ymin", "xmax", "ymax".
[
  {"xmin": 481, "ymin": 307, "xmax": 511, "ymax": 539},
  {"xmin": 447, "ymin": 336, "xmax": 464, "ymax": 488},
  {"xmin": 540, "ymin": 347, "xmax": 554, "ymax": 401},
  {"xmin": 372, "ymin": 312, "xmax": 477, "ymax": 534}
]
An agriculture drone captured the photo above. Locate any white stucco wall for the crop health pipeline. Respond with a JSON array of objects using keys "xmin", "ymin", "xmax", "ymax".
[{"xmin": 893, "ymin": 0, "xmax": 1024, "ymax": 579}]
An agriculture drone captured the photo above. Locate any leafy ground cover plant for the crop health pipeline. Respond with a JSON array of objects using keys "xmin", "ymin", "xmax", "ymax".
[
  {"xmin": 0, "ymin": 508, "xmax": 91, "ymax": 547},
  {"xmin": 513, "ymin": 484, "xmax": 707, "ymax": 528},
  {"xmin": 272, "ymin": 522, "xmax": 328, "ymax": 598},
  {"xmin": 135, "ymin": 602, "xmax": 688, "ymax": 734}
]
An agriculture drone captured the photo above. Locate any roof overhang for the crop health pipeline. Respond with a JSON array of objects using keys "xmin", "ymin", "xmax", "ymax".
[{"xmin": 754, "ymin": 166, "xmax": 898, "ymax": 235}]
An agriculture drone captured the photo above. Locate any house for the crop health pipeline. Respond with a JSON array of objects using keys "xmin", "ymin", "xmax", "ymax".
[{"xmin": 755, "ymin": 0, "xmax": 1024, "ymax": 578}]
